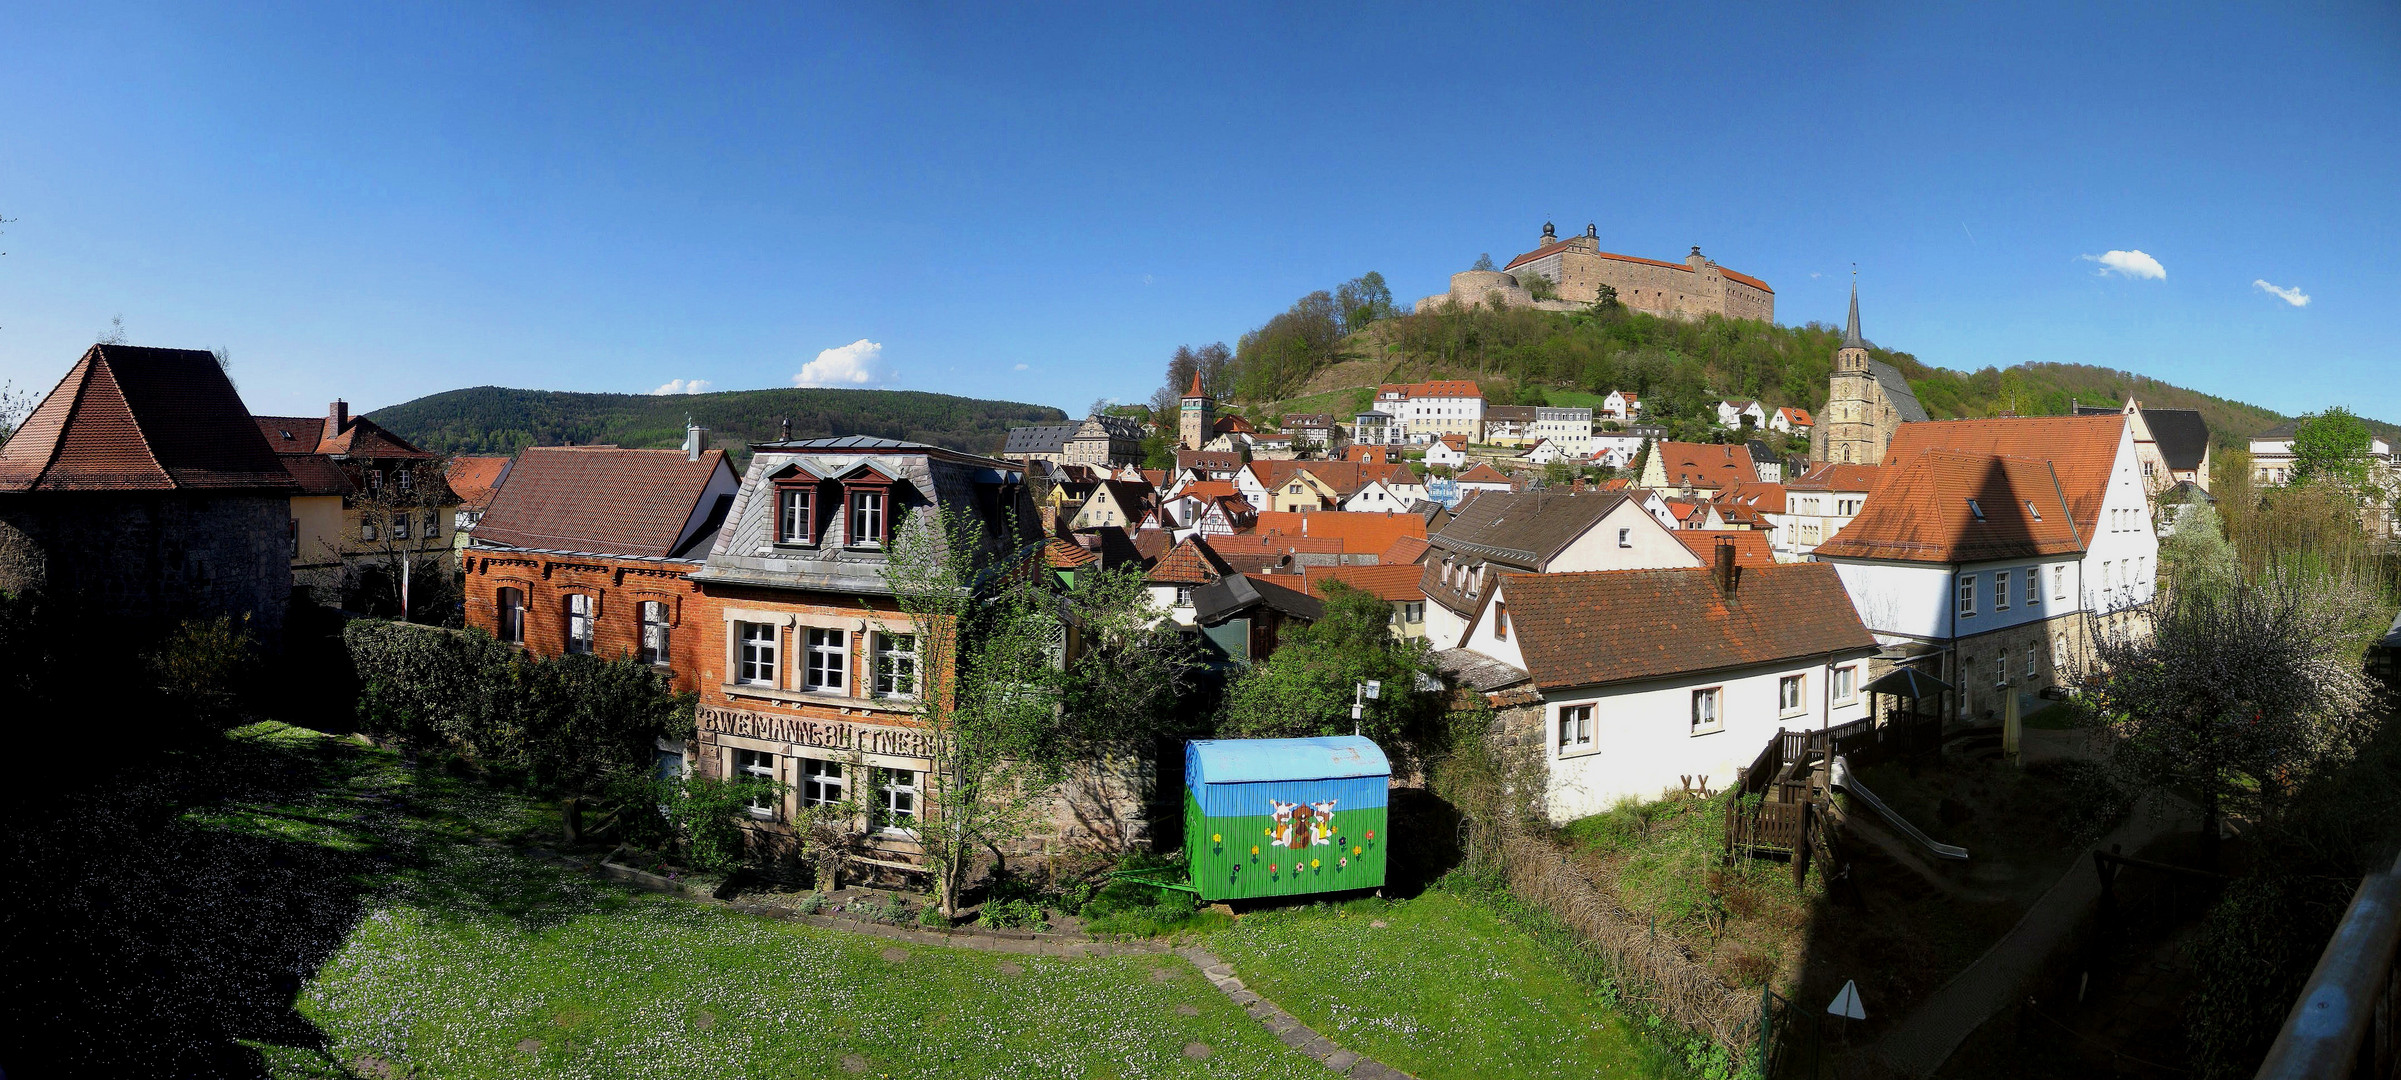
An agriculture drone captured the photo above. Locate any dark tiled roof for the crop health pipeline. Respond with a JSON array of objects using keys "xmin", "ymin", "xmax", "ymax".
[
  {"xmin": 1193, "ymin": 573, "xmax": 1323, "ymax": 625},
  {"xmin": 1176, "ymin": 449, "xmax": 1243, "ymax": 474},
  {"xmin": 1484, "ymin": 405, "xmax": 1539, "ymax": 423},
  {"xmin": 1787, "ymin": 463, "xmax": 1886, "ymax": 492},
  {"xmin": 276, "ymin": 454, "xmax": 355, "ymax": 496},
  {"xmin": 1502, "ymin": 563, "xmax": 1876, "ymax": 691},
  {"xmin": 1281, "ymin": 413, "xmax": 1335, "ymax": 428},
  {"xmin": 1868, "ymin": 359, "xmax": 1928, "ymax": 423},
  {"xmin": 1002, "ymin": 424, "xmax": 1077, "ymax": 455},
  {"xmin": 2144, "ymin": 409, "xmax": 2210, "ymax": 471},
  {"xmin": 1428, "ymin": 489, "xmax": 1630, "ymax": 568},
  {"xmin": 1883, "ymin": 414, "xmax": 2123, "ymax": 526},
  {"xmin": 471, "ymin": 446, "xmax": 731, "ymax": 559},
  {"xmin": 0, "ymin": 345, "xmax": 294, "ymax": 493},
  {"xmin": 1812, "ymin": 450, "xmax": 2086, "ymax": 564}
]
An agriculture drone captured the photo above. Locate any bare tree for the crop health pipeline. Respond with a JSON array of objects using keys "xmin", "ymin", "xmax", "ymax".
[{"xmin": 346, "ymin": 452, "xmax": 462, "ymax": 621}]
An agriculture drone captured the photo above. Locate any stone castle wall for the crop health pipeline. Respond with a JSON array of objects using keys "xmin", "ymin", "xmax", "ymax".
[
  {"xmin": 0, "ymin": 491, "xmax": 291, "ymax": 643},
  {"xmin": 1418, "ymin": 242, "xmax": 1773, "ymax": 323}
]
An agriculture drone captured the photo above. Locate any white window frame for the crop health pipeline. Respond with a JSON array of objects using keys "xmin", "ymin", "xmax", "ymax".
[
  {"xmin": 736, "ymin": 621, "xmax": 780, "ymax": 687},
  {"xmin": 1996, "ymin": 651, "xmax": 2009, "ymax": 686},
  {"xmin": 847, "ymin": 490, "xmax": 886, "ymax": 549},
  {"xmin": 777, "ymin": 486, "xmax": 814, "ymax": 545},
  {"xmin": 805, "ymin": 627, "xmax": 848, "ymax": 693},
  {"xmin": 565, "ymin": 593, "xmax": 595, "ymax": 654},
  {"xmin": 1833, "ymin": 665, "xmax": 1857, "ymax": 702},
  {"xmin": 1778, "ymin": 674, "xmax": 1806, "ymax": 717},
  {"xmin": 497, "ymin": 587, "xmax": 526, "ymax": 644},
  {"xmin": 1691, "ymin": 687, "xmax": 1723, "ymax": 735},
  {"xmin": 1558, "ymin": 703, "xmax": 1594, "ymax": 753},
  {"xmin": 873, "ymin": 631, "xmax": 918, "ymax": 699},
  {"xmin": 1174, "ymin": 586, "xmax": 1193, "ymax": 607},
  {"xmin": 799, "ymin": 756, "xmax": 846, "ymax": 808},
  {"xmin": 637, "ymin": 600, "xmax": 670, "ymax": 666},
  {"xmin": 735, "ymin": 749, "xmax": 778, "ymax": 819},
  {"xmin": 1994, "ymin": 570, "xmax": 2010, "ymax": 610},
  {"xmin": 1957, "ymin": 574, "xmax": 1977, "ymax": 617},
  {"xmin": 2027, "ymin": 569, "xmax": 2040, "ymax": 605},
  {"xmin": 2053, "ymin": 564, "xmax": 2067, "ymax": 600},
  {"xmin": 874, "ymin": 767, "xmax": 919, "ymax": 834},
  {"xmin": 2025, "ymin": 645, "xmax": 2038, "ymax": 681}
]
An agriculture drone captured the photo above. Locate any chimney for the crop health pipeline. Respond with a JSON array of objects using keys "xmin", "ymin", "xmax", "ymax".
[
  {"xmin": 1714, "ymin": 539, "xmax": 1741, "ymax": 595},
  {"xmin": 685, "ymin": 421, "xmax": 707, "ymax": 461},
  {"xmin": 329, "ymin": 400, "xmax": 349, "ymax": 434},
  {"xmin": 779, "ymin": 417, "xmax": 792, "ymax": 442}
]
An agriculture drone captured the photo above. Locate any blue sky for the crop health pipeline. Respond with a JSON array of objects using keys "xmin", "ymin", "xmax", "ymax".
[{"xmin": 1, "ymin": 3, "xmax": 2395, "ymax": 425}]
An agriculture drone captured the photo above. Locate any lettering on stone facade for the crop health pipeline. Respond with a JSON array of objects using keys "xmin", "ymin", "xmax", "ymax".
[{"xmin": 698, "ymin": 704, "xmax": 932, "ymax": 759}]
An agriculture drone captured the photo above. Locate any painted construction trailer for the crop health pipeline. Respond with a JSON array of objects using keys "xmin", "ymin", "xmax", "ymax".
[{"xmin": 1184, "ymin": 736, "xmax": 1391, "ymax": 902}]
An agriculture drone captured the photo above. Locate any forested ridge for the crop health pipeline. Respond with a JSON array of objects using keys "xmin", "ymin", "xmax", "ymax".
[
  {"xmin": 367, "ymin": 386, "xmax": 1067, "ymax": 462},
  {"xmin": 1200, "ymin": 275, "xmax": 2387, "ymax": 446}
]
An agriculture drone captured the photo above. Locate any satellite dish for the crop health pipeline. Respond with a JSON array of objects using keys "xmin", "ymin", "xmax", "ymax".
[{"xmin": 1828, "ymin": 980, "xmax": 1866, "ymax": 1020}]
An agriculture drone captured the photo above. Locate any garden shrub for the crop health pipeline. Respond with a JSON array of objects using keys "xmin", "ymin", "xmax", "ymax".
[
  {"xmin": 977, "ymin": 898, "xmax": 1049, "ymax": 931},
  {"xmin": 147, "ymin": 615, "xmax": 264, "ymax": 729},
  {"xmin": 874, "ymin": 894, "xmax": 912, "ymax": 924},
  {"xmin": 793, "ymin": 893, "xmax": 829, "ymax": 915},
  {"xmin": 671, "ymin": 775, "xmax": 777, "ymax": 875},
  {"xmin": 917, "ymin": 903, "xmax": 953, "ymax": 929}
]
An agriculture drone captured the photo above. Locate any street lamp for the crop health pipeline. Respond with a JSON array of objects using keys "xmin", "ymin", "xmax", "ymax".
[{"xmin": 1352, "ymin": 680, "xmax": 1380, "ymax": 735}]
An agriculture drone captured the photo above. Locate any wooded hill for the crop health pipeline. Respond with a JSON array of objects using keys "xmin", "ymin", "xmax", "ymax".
[
  {"xmin": 367, "ymin": 386, "xmax": 1067, "ymax": 462},
  {"xmin": 1224, "ymin": 288, "xmax": 2389, "ymax": 446}
]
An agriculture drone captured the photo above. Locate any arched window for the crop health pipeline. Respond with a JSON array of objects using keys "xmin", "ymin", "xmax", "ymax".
[
  {"xmin": 638, "ymin": 601, "xmax": 670, "ymax": 665},
  {"xmin": 497, "ymin": 587, "xmax": 526, "ymax": 644},
  {"xmin": 565, "ymin": 594, "xmax": 595, "ymax": 654}
]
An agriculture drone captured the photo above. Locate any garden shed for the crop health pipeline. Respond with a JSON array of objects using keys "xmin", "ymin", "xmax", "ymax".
[{"xmin": 1184, "ymin": 736, "xmax": 1390, "ymax": 902}]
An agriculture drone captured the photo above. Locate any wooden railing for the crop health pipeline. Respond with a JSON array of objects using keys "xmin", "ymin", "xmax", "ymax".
[{"xmin": 2255, "ymin": 857, "xmax": 2401, "ymax": 1079}]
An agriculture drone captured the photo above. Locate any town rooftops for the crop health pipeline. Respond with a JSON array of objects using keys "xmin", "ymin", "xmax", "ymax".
[
  {"xmin": 1176, "ymin": 449, "xmax": 1243, "ymax": 474},
  {"xmin": 1427, "ymin": 488, "xmax": 1632, "ymax": 569},
  {"xmin": 1882, "ymin": 414, "xmax": 2125, "ymax": 526},
  {"xmin": 1281, "ymin": 413, "xmax": 1335, "ymax": 429},
  {"xmin": 1811, "ymin": 449, "xmax": 2086, "ymax": 564},
  {"xmin": 1001, "ymin": 424, "xmax": 1079, "ymax": 456},
  {"xmin": 1501, "ymin": 563, "xmax": 1874, "ymax": 691},
  {"xmin": 1787, "ymin": 462, "xmax": 1887, "ymax": 492},
  {"xmin": 1291, "ymin": 563, "xmax": 1427, "ymax": 603},
  {"xmin": 1456, "ymin": 463, "xmax": 1513, "ymax": 485},
  {"xmin": 0, "ymin": 344, "xmax": 295, "ymax": 493},
  {"xmin": 1254, "ymin": 509, "xmax": 1427, "ymax": 555},
  {"xmin": 1776, "ymin": 406, "xmax": 1817, "ymax": 427},
  {"xmin": 446, "ymin": 455, "xmax": 516, "ymax": 511},
  {"xmin": 1673, "ymin": 529, "xmax": 1775, "ymax": 568},
  {"xmin": 1380, "ymin": 380, "xmax": 1483, "ymax": 399},
  {"xmin": 472, "ymin": 446, "xmax": 736, "ymax": 561},
  {"xmin": 1866, "ymin": 358, "xmax": 1929, "ymax": 423},
  {"xmin": 1650, "ymin": 441, "xmax": 1756, "ymax": 489},
  {"xmin": 1192, "ymin": 572, "xmax": 1324, "ymax": 625},
  {"xmin": 1145, "ymin": 536, "xmax": 1231, "ymax": 586}
]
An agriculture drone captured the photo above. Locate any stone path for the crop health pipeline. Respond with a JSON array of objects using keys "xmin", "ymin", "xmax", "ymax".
[
  {"xmin": 1867, "ymin": 794, "xmax": 2193, "ymax": 1077},
  {"xmin": 1178, "ymin": 944, "xmax": 1415, "ymax": 1078}
]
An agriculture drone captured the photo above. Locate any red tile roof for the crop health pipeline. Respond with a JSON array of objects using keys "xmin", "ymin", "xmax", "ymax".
[
  {"xmin": 1146, "ymin": 537, "xmax": 1230, "ymax": 586},
  {"xmin": 1881, "ymin": 415, "xmax": 2124, "ymax": 527},
  {"xmin": 1786, "ymin": 463, "xmax": 1886, "ymax": 492},
  {"xmin": 1176, "ymin": 479, "xmax": 1241, "ymax": 503},
  {"xmin": 1812, "ymin": 450, "xmax": 2086, "ymax": 564},
  {"xmin": 1204, "ymin": 532, "xmax": 1343, "ymax": 574},
  {"xmin": 1501, "ymin": 563, "xmax": 1874, "ymax": 691},
  {"xmin": 1294, "ymin": 563, "xmax": 1427, "ymax": 603},
  {"xmin": 1650, "ymin": 441, "xmax": 1756, "ymax": 490},
  {"xmin": 1381, "ymin": 534, "xmax": 1432, "ymax": 565},
  {"xmin": 1377, "ymin": 380, "xmax": 1483, "ymax": 400},
  {"xmin": 1254, "ymin": 510, "xmax": 1427, "ymax": 556},
  {"xmin": 446, "ymin": 455, "xmax": 515, "ymax": 511},
  {"xmin": 1438, "ymin": 434, "xmax": 1469, "ymax": 451},
  {"xmin": 1457, "ymin": 463, "xmax": 1512, "ymax": 484},
  {"xmin": 0, "ymin": 345, "xmax": 295, "ymax": 493},
  {"xmin": 1343, "ymin": 446, "xmax": 1400, "ymax": 464},
  {"xmin": 471, "ymin": 446, "xmax": 731, "ymax": 558},
  {"xmin": 1776, "ymin": 406, "xmax": 1816, "ymax": 427},
  {"xmin": 1673, "ymin": 530, "xmax": 1776, "ymax": 568},
  {"xmin": 1715, "ymin": 480, "xmax": 1787, "ymax": 515},
  {"xmin": 1042, "ymin": 537, "xmax": 1099, "ymax": 568}
]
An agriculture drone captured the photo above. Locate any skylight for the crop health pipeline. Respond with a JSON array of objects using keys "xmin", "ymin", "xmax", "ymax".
[
  {"xmin": 2026, "ymin": 500, "xmax": 2042, "ymax": 521},
  {"xmin": 1966, "ymin": 498, "xmax": 1985, "ymax": 520}
]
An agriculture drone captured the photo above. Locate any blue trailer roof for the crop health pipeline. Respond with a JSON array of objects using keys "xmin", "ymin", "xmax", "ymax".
[{"xmin": 1187, "ymin": 737, "xmax": 1391, "ymax": 785}]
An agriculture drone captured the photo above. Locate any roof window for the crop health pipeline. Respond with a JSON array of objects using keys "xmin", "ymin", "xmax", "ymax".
[
  {"xmin": 2026, "ymin": 501, "xmax": 2042, "ymax": 521},
  {"xmin": 1966, "ymin": 498, "xmax": 1985, "ymax": 520}
]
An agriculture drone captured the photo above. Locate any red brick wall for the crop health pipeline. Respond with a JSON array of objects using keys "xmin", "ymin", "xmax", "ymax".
[{"xmin": 461, "ymin": 552, "xmax": 708, "ymax": 693}]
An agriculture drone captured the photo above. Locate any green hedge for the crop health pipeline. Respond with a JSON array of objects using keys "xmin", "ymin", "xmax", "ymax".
[{"xmin": 343, "ymin": 620, "xmax": 694, "ymax": 794}]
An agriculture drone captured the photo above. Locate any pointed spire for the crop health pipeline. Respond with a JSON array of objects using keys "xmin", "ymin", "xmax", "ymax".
[
  {"xmin": 1842, "ymin": 277, "xmax": 1865, "ymax": 351},
  {"xmin": 1186, "ymin": 367, "xmax": 1206, "ymax": 398}
]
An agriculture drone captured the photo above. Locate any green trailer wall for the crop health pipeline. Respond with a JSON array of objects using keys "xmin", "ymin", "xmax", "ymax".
[{"xmin": 1183, "ymin": 779, "xmax": 1388, "ymax": 902}]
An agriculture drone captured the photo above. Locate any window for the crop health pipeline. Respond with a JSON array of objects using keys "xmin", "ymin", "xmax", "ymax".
[
  {"xmin": 1834, "ymin": 665, "xmax": 1858, "ymax": 701},
  {"xmin": 366, "ymin": 470, "xmax": 382, "ymax": 495},
  {"xmin": 874, "ymin": 768, "xmax": 919, "ymax": 832},
  {"xmin": 2027, "ymin": 569, "xmax": 2040, "ymax": 605},
  {"xmin": 1958, "ymin": 574, "xmax": 1977, "ymax": 616},
  {"xmin": 1779, "ymin": 674, "xmax": 1805, "ymax": 715},
  {"xmin": 805, "ymin": 628, "xmax": 847, "ymax": 692},
  {"xmin": 1618, "ymin": 527, "xmax": 1632, "ymax": 548},
  {"xmin": 1400, "ymin": 601, "xmax": 1424, "ymax": 623},
  {"xmin": 2053, "ymin": 634, "xmax": 2068, "ymax": 667},
  {"xmin": 800, "ymin": 758, "xmax": 845, "ymax": 808},
  {"xmin": 1995, "ymin": 571, "xmax": 2010, "ymax": 610},
  {"xmin": 391, "ymin": 513, "xmax": 410, "ymax": 541},
  {"xmin": 1690, "ymin": 688, "xmax": 1722, "ymax": 734},
  {"xmin": 2053, "ymin": 565, "xmax": 2067, "ymax": 600},
  {"xmin": 1558, "ymin": 704, "xmax": 1594, "ymax": 751},
  {"xmin": 848, "ymin": 490, "xmax": 887, "ymax": 548},
  {"xmin": 735, "ymin": 749, "xmax": 778, "ymax": 818},
  {"xmin": 2025, "ymin": 645, "xmax": 2038, "ymax": 680},
  {"xmin": 288, "ymin": 518, "xmax": 299, "ymax": 558},
  {"xmin": 360, "ymin": 519, "xmax": 379, "ymax": 543},
  {"xmin": 1493, "ymin": 603, "xmax": 1509, "ymax": 641},
  {"xmin": 1996, "ymin": 652, "xmax": 2009, "ymax": 685},
  {"xmin": 565, "ymin": 594, "xmax": 595, "ymax": 654},
  {"xmin": 736, "ymin": 622, "xmax": 779, "ymax": 686},
  {"xmin": 638, "ymin": 601, "xmax": 670, "ymax": 665},
  {"xmin": 1175, "ymin": 586, "xmax": 1193, "ymax": 607},
  {"xmin": 777, "ymin": 486, "xmax": 815, "ymax": 544},
  {"xmin": 1967, "ymin": 498, "xmax": 1984, "ymax": 520},
  {"xmin": 498, "ymin": 587, "xmax": 526, "ymax": 644},
  {"xmin": 396, "ymin": 468, "xmax": 413, "ymax": 493},
  {"xmin": 873, "ymin": 632, "xmax": 917, "ymax": 698},
  {"xmin": 2026, "ymin": 500, "xmax": 2042, "ymax": 522}
]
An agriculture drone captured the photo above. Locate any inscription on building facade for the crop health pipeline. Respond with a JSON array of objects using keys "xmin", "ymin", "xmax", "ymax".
[{"xmin": 698, "ymin": 705, "xmax": 933, "ymax": 759}]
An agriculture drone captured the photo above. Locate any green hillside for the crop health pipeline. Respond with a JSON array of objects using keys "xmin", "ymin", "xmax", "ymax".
[
  {"xmin": 366, "ymin": 386, "xmax": 1067, "ymax": 462},
  {"xmin": 1221, "ymin": 282, "xmax": 2390, "ymax": 445}
]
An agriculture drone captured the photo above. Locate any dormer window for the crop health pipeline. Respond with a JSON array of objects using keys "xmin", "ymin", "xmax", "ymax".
[
  {"xmin": 776, "ymin": 485, "xmax": 816, "ymax": 545},
  {"xmin": 848, "ymin": 488, "xmax": 888, "ymax": 548}
]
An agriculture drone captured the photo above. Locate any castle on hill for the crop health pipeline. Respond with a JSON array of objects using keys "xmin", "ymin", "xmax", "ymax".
[{"xmin": 1416, "ymin": 222, "xmax": 1775, "ymax": 322}]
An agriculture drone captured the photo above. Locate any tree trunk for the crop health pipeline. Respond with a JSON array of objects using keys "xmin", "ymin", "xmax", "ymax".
[{"xmin": 2198, "ymin": 783, "xmax": 2221, "ymax": 871}]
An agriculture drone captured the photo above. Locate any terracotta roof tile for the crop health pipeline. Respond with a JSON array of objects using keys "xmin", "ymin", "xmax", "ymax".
[
  {"xmin": 1457, "ymin": 463, "xmax": 1512, "ymax": 484},
  {"xmin": 1787, "ymin": 463, "xmax": 1886, "ymax": 492},
  {"xmin": 1253, "ymin": 510, "xmax": 1427, "ymax": 556},
  {"xmin": 0, "ymin": 345, "xmax": 294, "ymax": 492},
  {"xmin": 1650, "ymin": 441, "xmax": 1755, "ymax": 490},
  {"xmin": 1378, "ymin": 380, "xmax": 1483, "ymax": 399},
  {"xmin": 1294, "ymin": 563, "xmax": 1427, "ymax": 603},
  {"xmin": 1674, "ymin": 530, "xmax": 1776, "ymax": 568},
  {"xmin": 1042, "ymin": 537, "xmax": 1099, "ymax": 568},
  {"xmin": 471, "ymin": 446, "xmax": 731, "ymax": 558},
  {"xmin": 1146, "ymin": 537, "xmax": 1230, "ymax": 585},
  {"xmin": 1502, "ymin": 563, "xmax": 1874, "ymax": 691},
  {"xmin": 1813, "ymin": 449, "xmax": 2087, "ymax": 564},
  {"xmin": 445, "ymin": 455, "xmax": 516, "ymax": 511},
  {"xmin": 1882, "ymin": 415, "xmax": 2124, "ymax": 526},
  {"xmin": 1381, "ymin": 534, "xmax": 1432, "ymax": 565}
]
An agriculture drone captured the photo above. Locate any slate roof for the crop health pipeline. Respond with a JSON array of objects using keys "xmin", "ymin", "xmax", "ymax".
[
  {"xmin": 2144, "ymin": 409, "xmax": 2211, "ymax": 471},
  {"xmin": 1882, "ymin": 414, "xmax": 2124, "ymax": 526},
  {"xmin": 0, "ymin": 345, "xmax": 295, "ymax": 493},
  {"xmin": 1193, "ymin": 573, "xmax": 1323, "ymax": 625},
  {"xmin": 1484, "ymin": 405, "xmax": 1539, "ymax": 424},
  {"xmin": 1868, "ymin": 359, "xmax": 1929, "ymax": 423},
  {"xmin": 1427, "ymin": 488, "xmax": 1631, "ymax": 569},
  {"xmin": 1500, "ymin": 563, "xmax": 1875, "ymax": 691},
  {"xmin": 1176, "ymin": 449, "xmax": 1243, "ymax": 475},
  {"xmin": 473, "ymin": 446, "xmax": 733, "ymax": 559},
  {"xmin": 1002, "ymin": 423, "xmax": 1078, "ymax": 456},
  {"xmin": 1787, "ymin": 463, "xmax": 1886, "ymax": 492},
  {"xmin": 1811, "ymin": 450, "xmax": 2087, "ymax": 564}
]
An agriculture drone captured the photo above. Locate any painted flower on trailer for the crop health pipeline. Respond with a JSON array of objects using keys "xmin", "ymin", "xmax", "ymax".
[
  {"xmin": 1310, "ymin": 859, "xmax": 1320, "ymax": 870},
  {"xmin": 1339, "ymin": 857, "xmax": 1348, "ymax": 869},
  {"xmin": 1353, "ymin": 845, "xmax": 1362, "ymax": 856}
]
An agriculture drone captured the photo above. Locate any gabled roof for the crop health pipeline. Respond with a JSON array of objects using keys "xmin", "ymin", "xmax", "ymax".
[
  {"xmin": 1650, "ymin": 441, "xmax": 1755, "ymax": 489},
  {"xmin": 1812, "ymin": 450, "xmax": 2086, "ymax": 564},
  {"xmin": 1868, "ymin": 359, "xmax": 1928, "ymax": 423},
  {"xmin": 1777, "ymin": 406, "xmax": 1817, "ymax": 426},
  {"xmin": 2144, "ymin": 409, "xmax": 2211, "ymax": 471},
  {"xmin": 1203, "ymin": 533, "xmax": 1343, "ymax": 574},
  {"xmin": 1253, "ymin": 509, "xmax": 1427, "ymax": 555},
  {"xmin": 1437, "ymin": 434, "xmax": 1469, "ymax": 451},
  {"xmin": 1882, "ymin": 414, "xmax": 2124, "ymax": 526},
  {"xmin": 1147, "ymin": 536, "xmax": 1230, "ymax": 586},
  {"xmin": 1715, "ymin": 480, "xmax": 1787, "ymax": 514},
  {"xmin": 0, "ymin": 345, "xmax": 295, "ymax": 493},
  {"xmin": 1175, "ymin": 449, "xmax": 1243, "ymax": 474},
  {"xmin": 1501, "ymin": 563, "xmax": 1874, "ymax": 691},
  {"xmin": 1042, "ymin": 537, "xmax": 1099, "ymax": 568},
  {"xmin": 1673, "ymin": 530, "xmax": 1776, "ymax": 568},
  {"xmin": 1457, "ymin": 463, "xmax": 1512, "ymax": 484},
  {"xmin": 1294, "ymin": 563, "xmax": 1427, "ymax": 603},
  {"xmin": 1176, "ymin": 479, "xmax": 1241, "ymax": 503},
  {"xmin": 1484, "ymin": 405, "xmax": 1540, "ymax": 423},
  {"xmin": 1378, "ymin": 380, "xmax": 1483, "ymax": 400},
  {"xmin": 1193, "ymin": 573, "xmax": 1324, "ymax": 625},
  {"xmin": 1281, "ymin": 413, "xmax": 1335, "ymax": 428},
  {"xmin": 1381, "ymin": 534, "xmax": 1432, "ymax": 565},
  {"xmin": 1343, "ymin": 445, "xmax": 1400, "ymax": 465},
  {"xmin": 1427, "ymin": 489, "xmax": 1631, "ymax": 569},
  {"xmin": 472, "ymin": 446, "xmax": 733, "ymax": 559},
  {"xmin": 1002, "ymin": 423, "xmax": 1078, "ymax": 455},
  {"xmin": 1213, "ymin": 414, "xmax": 1258, "ymax": 434}
]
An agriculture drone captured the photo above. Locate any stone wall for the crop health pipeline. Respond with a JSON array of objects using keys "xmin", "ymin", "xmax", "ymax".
[
  {"xmin": 0, "ymin": 491, "xmax": 290, "ymax": 644},
  {"xmin": 1422, "ymin": 242, "xmax": 1773, "ymax": 323}
]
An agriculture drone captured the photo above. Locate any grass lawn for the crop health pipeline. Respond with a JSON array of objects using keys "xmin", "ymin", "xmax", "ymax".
[
  {"xmin": 19, "ymin": 722, "xmax": 1675, "ymax": 1079},
  {"xmin": 1209, "ymin": 893, "xmax": 1678, "ymax": 1079}
]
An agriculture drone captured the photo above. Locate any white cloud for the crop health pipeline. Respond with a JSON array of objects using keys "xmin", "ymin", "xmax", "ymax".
[
  {"xmin": 1012, "ymin": 363, "xmax": 1029, "ymax": 371},
  {"xmin": 2253, "ymin": 279, "xmax": 2310, "ymax": 307},
  {"xmin": 794, "ymin": 339, "xmax": 885, "ymax": 387},
  {"xmin": 648, "ymin": 378, "xmax": 712, "ymax": 395},
  {"xmin": 2081, "ymin": 249, "xmax": 2166, "ymax": 280}
]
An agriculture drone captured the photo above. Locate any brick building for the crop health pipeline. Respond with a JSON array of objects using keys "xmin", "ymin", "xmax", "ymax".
[
  {"xmin": 461, "ymin": 429, "xmax": 739, "ymax": 696},
  {"xmin": 0, "ymin": 344, "xmax": 298, "ymax": 643}
]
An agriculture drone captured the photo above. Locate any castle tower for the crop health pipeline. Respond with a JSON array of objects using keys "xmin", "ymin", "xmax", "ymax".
[
  {"xmin": 1179, "ymin": 368, "xmax": 1216, "ymax": 451},
  {"xmin": 1812, "ymin": 282, "xmax": 1885, "ymax": 465}
]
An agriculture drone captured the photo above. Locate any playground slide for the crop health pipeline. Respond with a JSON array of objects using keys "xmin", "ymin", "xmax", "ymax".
[{"xmin": 1829, "ymin": 756, "xmax": 1968, "ymax": 861}]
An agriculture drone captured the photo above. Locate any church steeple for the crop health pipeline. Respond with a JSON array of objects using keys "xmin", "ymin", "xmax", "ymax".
[{"xmin": 1842, "ymin": 280, "xmax": 1865, "ymax": 352}]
